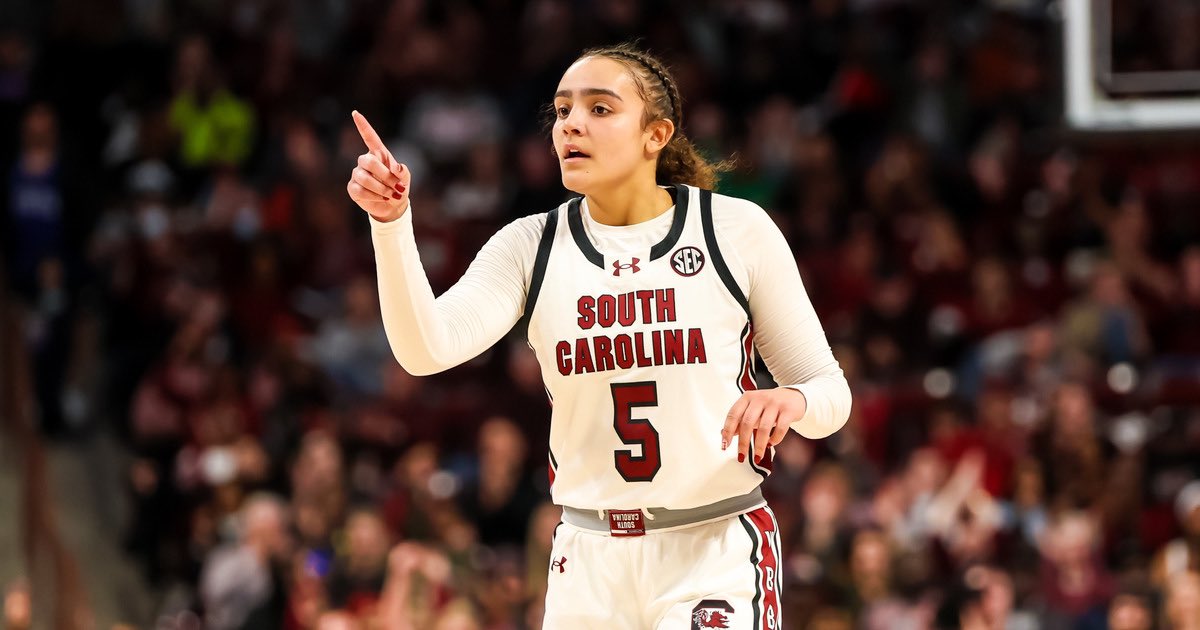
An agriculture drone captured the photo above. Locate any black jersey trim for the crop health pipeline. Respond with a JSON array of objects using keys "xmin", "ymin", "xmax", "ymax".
[
  {"xmin": 649, "ymin": 184, "xmax": 689, "ymax": 260},
  {"xmin": 525, "ymin": 207, "xmax": 560, "ymax": 318},
  {"xmin": 566, "ymin": 186, "xmax": 690, "ymax": 269},
  {"xmin": 738, "ymin": 514, "xmax": 764, "ymax": 630},
  {"xmin": 699, "ymin": 189, "xmax": 751, "ymax": 317},
  {"xmin": 566, "ymin": 197, "xmax": 603, "ymax": 269}
]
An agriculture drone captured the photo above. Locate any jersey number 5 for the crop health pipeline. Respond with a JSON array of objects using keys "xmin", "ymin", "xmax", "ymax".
[{"xmin": 611, "ymin": 382, "xmax": 662, "ymax": 482}]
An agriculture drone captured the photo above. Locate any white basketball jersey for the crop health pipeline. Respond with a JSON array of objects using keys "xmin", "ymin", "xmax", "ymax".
[{"xmin": 525, "ymin": 185, "xmax": 772, "ymax": 511}]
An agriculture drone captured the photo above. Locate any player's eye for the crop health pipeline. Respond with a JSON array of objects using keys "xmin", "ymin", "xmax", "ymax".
[
  {"xmin": 556, "ymin": 105, "xmax": 570, "ymax": 118},
  {"xmin": 592, "ymin": 105, "xmax": 610, "ymax": 115}
]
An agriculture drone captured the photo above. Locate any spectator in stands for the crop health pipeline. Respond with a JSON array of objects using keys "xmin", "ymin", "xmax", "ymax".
[
  {"xmin": 326, "ymin": 507, "xmax": 392, "ymax": 616},
  {"xmin": 199, "ymin": 493, "xmax": 292, "ymax": 630},
  {"xmin": 1165, "ymin": 571, "xmax": 1200, "ymax": 630},
  {"xmin": 305, "ymin": 275, "xmax": 391, "ymax": 399},
  {"xmin": 1107, "ymin": 588, "xmax": 1154, "ymax": 630},
  {"xmin": 167, "ymin": 36, "xmax": 255, "ymax": 171},
  {"xmin": 1153, "ymin": 480, "xmax": 1200, "ymax": 585},
  {"xmin": 456, "ymin": 416, "xmax": 540, "ymax": 550},
  {"xmin": 1037, "ymin": 511, "xmax": 1115, "ymax": 627},
  {"xmin": 3, "ymin": 103, "xmax": 88, "ymax": 438},
  {"xmin": 934, "ymin": 564, "xmax": 1017, "ymax": 630}
]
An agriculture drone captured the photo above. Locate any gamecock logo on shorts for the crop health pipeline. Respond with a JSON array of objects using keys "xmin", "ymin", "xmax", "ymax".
[{"xmin": 691, "ymin": 599, "xmax": 734, "ymax": 629}]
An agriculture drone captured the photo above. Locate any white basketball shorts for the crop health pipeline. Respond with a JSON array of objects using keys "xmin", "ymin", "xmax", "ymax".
[{"xmin": 543, "ymin": 505, "xmax": 783, "ymax": 629}]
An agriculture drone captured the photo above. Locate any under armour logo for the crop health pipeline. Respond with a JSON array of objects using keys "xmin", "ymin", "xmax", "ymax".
[
  {"xmin": 612, "ymin": 258, "xmax": 641, "ymax": 276},
  {"xmin": 551, "ymin": 556, "xmax": 567, "ymax": 573}
]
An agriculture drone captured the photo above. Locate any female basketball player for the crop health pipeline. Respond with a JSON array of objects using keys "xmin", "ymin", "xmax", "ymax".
[{"xmin": 347, "ymin": 43, "xmax": 851, "ymax": 629}]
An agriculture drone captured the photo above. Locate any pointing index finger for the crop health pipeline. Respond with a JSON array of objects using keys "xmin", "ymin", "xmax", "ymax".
[
  {"xmin": 722, "ymin": 394, "xmax": 751, "ymax": 448},
  {"xmin": 352, "ymin": 110, "xmax": 387, "ymax": 154}
]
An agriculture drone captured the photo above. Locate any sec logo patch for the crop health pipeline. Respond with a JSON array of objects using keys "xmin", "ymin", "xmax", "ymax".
[{"xmin": 671, "ymin": 246, "xmax": 705, "ymax": 277}]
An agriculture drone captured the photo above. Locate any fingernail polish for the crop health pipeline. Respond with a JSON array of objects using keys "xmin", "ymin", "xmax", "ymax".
[
  {"xmin": 721, "ymin": 439, "xmax": 727, "ymax": 451},
  {"xmin": 754, "ymin": 455, "xmax": 762, "ymax": 464},
  {"xmin": 392, "ymin": 192, "xmax": 403, "ymax": 200},
  {"xmin": 394, "ymin": 184, "xmax": 405, "ymax": 194},
  {"xmin": 737, "ymin": 453, "xmax": 745, "ymax": 463}
]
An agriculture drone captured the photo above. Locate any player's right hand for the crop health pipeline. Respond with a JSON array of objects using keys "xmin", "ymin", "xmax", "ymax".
[{"xmin": 348, "ymin": 110, "xmax": 411, "ymax": 223}]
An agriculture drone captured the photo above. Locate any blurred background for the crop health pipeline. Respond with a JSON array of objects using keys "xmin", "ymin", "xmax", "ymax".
[{"xmin": 1, "ymin": 0, "xmax": 1199, "ymax": 628}]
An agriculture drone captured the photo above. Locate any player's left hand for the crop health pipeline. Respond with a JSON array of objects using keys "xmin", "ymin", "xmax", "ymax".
[{"xmin": 721, "ymin": 388, "xmax": 808, "ymax": 464}]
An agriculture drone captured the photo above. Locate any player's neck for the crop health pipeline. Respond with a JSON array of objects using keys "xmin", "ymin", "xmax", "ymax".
[{"xmin": 585, "ymin": 180, "xmax": 673, "ymax": 227}]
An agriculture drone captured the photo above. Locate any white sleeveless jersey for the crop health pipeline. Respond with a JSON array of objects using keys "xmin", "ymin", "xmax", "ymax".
[{"xmin": 525, "ymin": 185, "xmax": 771, "ymax": 511}]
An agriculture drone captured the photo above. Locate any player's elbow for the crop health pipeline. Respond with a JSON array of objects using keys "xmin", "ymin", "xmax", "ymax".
[
  {"xmin": 395, "ymin": 360, "xmax": 441, "ymax": 377},
  {"xmin": 382, "ymin": 327, "xmax": 452, "ymax": 376},
  {"xmin": 389, "ymin": 348, "xmax": 448, "ymax": 377}
]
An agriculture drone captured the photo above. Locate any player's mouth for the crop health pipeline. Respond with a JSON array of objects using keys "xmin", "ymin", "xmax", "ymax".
[{"xmin": 562, "ymin": 144, "xmax": 591, "ymax": 162}]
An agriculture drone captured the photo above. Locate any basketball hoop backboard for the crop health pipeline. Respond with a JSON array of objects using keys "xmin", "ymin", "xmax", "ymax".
[{"xmin": 1063, "ymin": 0, "xmax": 1200, "ymax": 130}]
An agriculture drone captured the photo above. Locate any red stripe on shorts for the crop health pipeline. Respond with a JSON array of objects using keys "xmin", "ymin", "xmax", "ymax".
[{"xmin": 746, "ymin": 507, "xmax": 782, "ymax": 629}]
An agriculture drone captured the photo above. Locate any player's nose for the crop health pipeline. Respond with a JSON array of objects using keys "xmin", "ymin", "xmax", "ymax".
[{"xmin": 560, "ymin": 110, "xmax": 584, "ymax": 135}]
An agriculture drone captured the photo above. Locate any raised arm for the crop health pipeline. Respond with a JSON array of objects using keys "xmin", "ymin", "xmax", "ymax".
[
  {"xmin": 348, "ymin": 111, "xmax": 541, "ymax": 375},
  {"xmin": 369, "ymin": 213, "xmax": 541, "ymax": 375},
  {"xmin": 347, "ymin": 110, "xmax": 411, "ymax": 224}
]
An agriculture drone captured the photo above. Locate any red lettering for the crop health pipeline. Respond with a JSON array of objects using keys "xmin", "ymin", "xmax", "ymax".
[
  {"xmin": 577, "ymin": 296, "xmax": 596, "ymax": 329},
  {"xmin": 655, "ymin": 288, "xmax": 676, "ymax": 323},
  {"xmin": 633, "ymin": 332, "xmax": 652, "ymax": 367},
  {"xmin": 555, "ymin": 341, "xmax": 571, "ymax": 375},
  {"xmin": 574, "ymin": 337, "xmax": 595, "ymax": 374},
  {"xmin": 614, "ymin": 334, "xmax": 634, "ymax": 369},
  {"xmin": 617, "ymin": 293, "xmax": 636, "ymax": 327},
  {"xmin": 663, "ymin": 330, "xmax": 684, "ymax": 365},
  {"xmin": 636, "ymin": 290, "xmax": 654, "ymax": 323},
  {"xmin": 687, "ymin": 328, "xmax": 707, "ymax": 364},
  {"xmin": 561, "ymin": 327, "xmax": 702, "ymax": 374},
  {"xmin": 598, "ymin": 294, "xmax": 616, "ymax": 328},
  {"xmin": 594, "ymin": 336, "xmax": 615, "ymax": 371}
]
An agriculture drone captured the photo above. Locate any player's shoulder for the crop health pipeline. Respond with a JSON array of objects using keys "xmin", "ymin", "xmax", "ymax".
[
  {"xmin": 499, "ymin": 212, "xmax": 546, "ymax": 239},
  {"xmin": 704, "ymin": 190, "xmax": 779, "ymax": 238},
  {"xmin": 706, "ymin": 189, "xmax": 765, "ymax": 214},
  {"xmin": 503, "ymin": 197, "xmax": 577, "ymax": 236},
  {"xmin": 493, "ymin": 204, "xmax": 559, "ymax": 245},
  {"xmin": 487, "ymin": 200, "xmax": 577, "ymax": 263}
]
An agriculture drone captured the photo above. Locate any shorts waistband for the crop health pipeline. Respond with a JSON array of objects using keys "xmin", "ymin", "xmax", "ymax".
[{"xmin": 561, "ymin": 487, "xmax": 765, "ymax": 534}]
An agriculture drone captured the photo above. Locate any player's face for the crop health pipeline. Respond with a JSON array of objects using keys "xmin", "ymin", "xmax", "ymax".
[{"xmin": 552, "ymin": 57, "xmax": 658, "ymax": 194}]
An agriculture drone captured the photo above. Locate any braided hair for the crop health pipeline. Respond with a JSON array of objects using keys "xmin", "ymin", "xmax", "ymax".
[{"xmin": 577, "ymin": 43, "xmax": 730, "ymax": 191}]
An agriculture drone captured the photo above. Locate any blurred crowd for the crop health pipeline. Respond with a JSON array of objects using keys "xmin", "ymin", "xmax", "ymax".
[{"xmin": 2, "ymin": 0, "xmax": 1200, "ymax": 628}]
